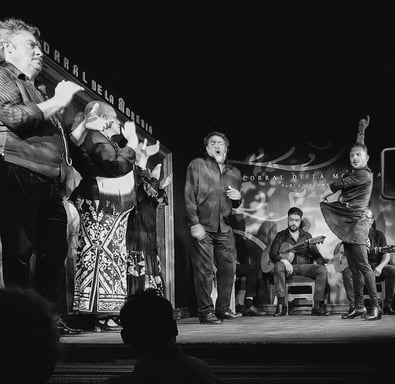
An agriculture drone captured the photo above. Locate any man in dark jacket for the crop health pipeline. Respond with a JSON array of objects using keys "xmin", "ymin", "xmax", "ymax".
[
  {"xmin": 320, "ymin": 115, "xmax": 381, "ymax": 321},
  {"xmin": 0, "ymin": 18, "xmax": 83, "ymax": 334},
  {"xmin": 184, "ymin": 131, "xmax": 242, "ymax": 324}
]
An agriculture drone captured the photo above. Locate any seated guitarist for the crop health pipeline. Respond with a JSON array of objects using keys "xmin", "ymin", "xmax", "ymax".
[
  {"xmin": 342, "ymin": 208, "xmax": 395, "ymax": 317},
  {"xmin": 269, "ymin": 207, "xmax": 329, "ymax": 316}
]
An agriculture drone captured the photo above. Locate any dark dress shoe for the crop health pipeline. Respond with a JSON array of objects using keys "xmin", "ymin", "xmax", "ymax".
[
  {"xmin": 94, "ymin": 317, "xmax": 122, "ymax": 332},
  {"xmin": 199, "ymin": 312, "xmax": 222, "ymax": 324},
  {"xmin": 342, "ymin": 306, "xmax": 355, "ymax": 317},
  {"xmin": 242, "ymin": 305, "xmax": 266, "ymax": 316},
  {"xmin": 216, "ymin": 310, "xmax": 242, "ymax": 320},
  {"xmin": 341, "ymin": 307, "xmax": 367, "ymax": 319},
  {"xmin": 366, "ymin": 307, "xmax": 382, "ymax": 321},
  {"xmin": 311, "ymin": 306, "xmax": 330, "ymax": 316},
  {"xmin": 57, "ymin": 318, "xmax": 84, "ymax": 335},
  {"xmin": 383, "ymin": 305, "xmax": 395, "ymax": 315},
  {"xmin": 273, "ymin": 304, "xmax": 287, "ymax": 317}
]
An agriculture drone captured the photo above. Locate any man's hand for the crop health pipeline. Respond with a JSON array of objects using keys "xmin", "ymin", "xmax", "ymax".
[
  {"xmin": 53, "ymin": 80, "xmax": 84, "ymax": 108},
  {"xmin": 190, "ymin": 223, "xmax": 206, "ymax": 241},
  {"xmin": 280, "ymin": 259, "xmax": 293, "ymax": 276},
  {"xmin": 374, "ymin": 265, "xmax": 383, "ymax": 277},
  {"xmin": 226, "ymin": 186, "xmax": 241, "ymax": 200},
  {"xmin": 358, "ymin": 114, "xmax": 370, "ymax": 134},
  {"xmin": 122, "ymin": 121, "xmax": 139, "ymax": 150}
]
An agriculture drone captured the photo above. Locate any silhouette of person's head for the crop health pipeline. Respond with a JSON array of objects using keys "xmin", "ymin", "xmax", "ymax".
[
  {"xmin": 120, "ymin": 289, "xmax": 178, "ymax": 354},
  {"xmin": 0, "ymin": 287, "xmax": 61, "ymax": 383}
]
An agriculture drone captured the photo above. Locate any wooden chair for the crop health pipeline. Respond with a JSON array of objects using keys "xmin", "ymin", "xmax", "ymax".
[{"xmin": 285, "ymin": 275, "xmax": 315, "ymax": 315}]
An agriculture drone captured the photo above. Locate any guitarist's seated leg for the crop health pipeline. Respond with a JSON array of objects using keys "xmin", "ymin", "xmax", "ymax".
[
  {"xmin": 380, "ymin": 265, "xmax": 395, "ymax": 315},
  {"xmin": 273, "ymin": 262, "xmax": 288, "ymax": 316},
  {"xmin": 293, "ymin": 264, "xmax": 330, "ymax": 316},
  {"xmin": 236, "ymin": 263, "xmax": 266, "ymax": 316}
]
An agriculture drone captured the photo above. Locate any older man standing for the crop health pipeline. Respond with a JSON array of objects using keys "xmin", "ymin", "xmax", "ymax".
[
  {"xmin": 185, "ymin": 131, "xmax": 243, "ymax": 324},
  {"xmin": 0, "ymin": 18, "xmax": 83, "ymax": 333}
]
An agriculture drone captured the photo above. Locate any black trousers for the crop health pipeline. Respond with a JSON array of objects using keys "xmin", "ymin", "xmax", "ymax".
[
  {"xmin": 0, "ymin": 162, "xmax": 68, "ymax": 309},
  {"xmin": 190, "ymin": 230, "xmax": 236, "ymax": 317},
  {"xmin": 343, "ymin": 243, "xmax": 379, "ymax": 308}
]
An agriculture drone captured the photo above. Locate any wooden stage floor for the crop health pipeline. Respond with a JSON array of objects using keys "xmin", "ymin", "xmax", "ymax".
[
  {"xmin": 60, "ymin": 313, "xmax": 395, "ymax": 344},
  {"xmin": 51, "ymin": 314, "xmax": 395, "ymax": 383}
]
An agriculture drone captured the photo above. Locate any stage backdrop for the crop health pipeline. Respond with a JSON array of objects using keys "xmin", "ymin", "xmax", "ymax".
[{"xmin": 228, "ymin": 138, "xmax": 395, "ymax": 305}]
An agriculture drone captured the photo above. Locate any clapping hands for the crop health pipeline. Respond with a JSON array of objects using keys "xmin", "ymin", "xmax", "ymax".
[
  {"xmin": 53, "ymin": 80, "xmax": 84, "ymax": 108},
  {"xmin": 122, "ymin": 121, "xmax": 138, "ymax": 151},
  {"xmin": 136, "ymin": 139, "xmax": 160, "ymax": 169}
]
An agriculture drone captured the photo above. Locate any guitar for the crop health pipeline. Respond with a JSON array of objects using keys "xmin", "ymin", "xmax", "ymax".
[
  {"xmin": 261, "ymin": 235, "xmax": 326, "ymax": 272},
  {"xmin": 333, "ymin": 243, "xmax": 395, "ymax": 273}
]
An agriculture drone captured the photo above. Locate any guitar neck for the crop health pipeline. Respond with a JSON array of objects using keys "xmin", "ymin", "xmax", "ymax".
[
  {"xmin": 374, "ymin": 245, "xmax": 395, "ymax": 254},
  {"xmin": 281, "ymin": 240, "xmax": 308, "ymax": 256},
  {"xmin": 281, "ymin": 236, "xmax": 324, "ymax": 257}
]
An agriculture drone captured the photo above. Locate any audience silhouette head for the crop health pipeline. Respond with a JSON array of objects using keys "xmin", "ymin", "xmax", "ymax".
[
  {"xmin": 104, "ymin": 288, "xmax": 219, "ymax": 383},
  {"xmin": 120, "ymin": 288, "xmax": 178, "ymax": 354},
  {"xmin": 0, "ymin": 287, "xmax": 62, "ymax": 383}
]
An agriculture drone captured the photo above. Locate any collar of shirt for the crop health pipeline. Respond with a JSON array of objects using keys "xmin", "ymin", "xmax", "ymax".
[
  {"xmin": 349, "ymin": 165, "xmax": 372, "ymax": 174},
  {"xmin": 286, "ymin": 228, "xmax": 308, "ymax": 243},
  {"xmin": 205, "ymin": 153, "xmax": 230, "ymax": 170},
  {"xmin": 1, "ymin": 61, "xmax": 28, "ymax": 81}
]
